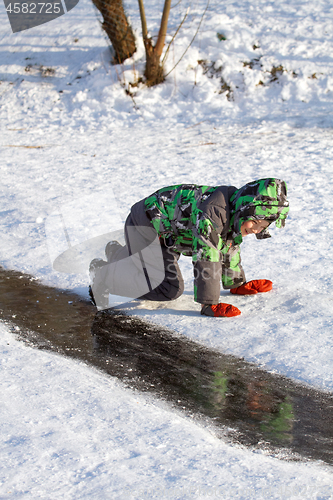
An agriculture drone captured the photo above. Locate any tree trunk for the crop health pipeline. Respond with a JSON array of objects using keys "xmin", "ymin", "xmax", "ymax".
[
  {"xmin": 138, "ymin": 0, "xmax": 171, "ymax": 86},
  {"xmin": 143, "ymin": 38, "xmax": 164, "ymax": 86},
  {"xmin": 92, "ymin": 0, "xmax": 136, "ymax": 64}
]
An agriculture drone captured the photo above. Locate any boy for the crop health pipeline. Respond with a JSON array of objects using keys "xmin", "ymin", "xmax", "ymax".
[{"xmin": 90, "ymin": 178, "xmax": 289, "ymax": 317}]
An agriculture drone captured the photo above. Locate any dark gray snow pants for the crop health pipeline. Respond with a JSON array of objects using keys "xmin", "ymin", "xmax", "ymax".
[{"xmin": 94, "ymin": 214, "xmax": 184, "ymax": 302}]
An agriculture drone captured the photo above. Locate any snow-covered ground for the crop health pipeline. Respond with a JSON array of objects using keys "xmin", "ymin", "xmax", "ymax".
[{"xmin": 1, "ymin": 0, "xmax": 333, "ymax": 497}]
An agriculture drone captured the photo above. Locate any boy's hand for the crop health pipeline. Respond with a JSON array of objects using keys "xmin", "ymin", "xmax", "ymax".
[
  {"xmin": 230, "ymin": 279, "xmax": 273, "ymax": 295},
  {"xmin": 201, "ymin": 303, "xmax": 241, "ymax": 317}
]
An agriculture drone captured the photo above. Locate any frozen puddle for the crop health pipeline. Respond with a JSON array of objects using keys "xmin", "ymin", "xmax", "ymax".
[{"xmin": 1, "ymin": 266, "xmax": 333, "ymax": 466}]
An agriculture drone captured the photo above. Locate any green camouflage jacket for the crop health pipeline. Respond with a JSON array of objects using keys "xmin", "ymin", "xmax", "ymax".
[{"xmin": 143, "ymin": 179, "xmax": 289, "ymax": 305}]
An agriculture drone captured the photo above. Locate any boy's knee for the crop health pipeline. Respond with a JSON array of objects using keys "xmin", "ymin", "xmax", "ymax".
[
  {"xmin": 162, "ymin": 279, "xmax": 184, "ymax": 301},
  {"xmin": 168, "ymin": 283, "xmax": 184, "ymax": 300}
]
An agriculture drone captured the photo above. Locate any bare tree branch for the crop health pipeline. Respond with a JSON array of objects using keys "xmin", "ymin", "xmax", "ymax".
[
  {"xmin": 162, "ymin": 6, "xmax": 190, "ymax": 66},
  {"xmin": 137, "ymin": 0, "xmax": 148, "ymax": 42},
  {"xmin": 155, "ymin": 0, "xmax": 172, "ymax": 57},
  {"xmin": 164, "ymin": 0, "xmax": 210, "ymax": 78}
]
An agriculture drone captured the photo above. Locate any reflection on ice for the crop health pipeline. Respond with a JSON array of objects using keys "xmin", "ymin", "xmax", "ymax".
[{"xmin": 1, "ymin": 266, "xmax": 333, "ymax": 465}]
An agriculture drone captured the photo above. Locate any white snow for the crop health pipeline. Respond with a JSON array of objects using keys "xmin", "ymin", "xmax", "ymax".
[{"xmin": 1, "ymin": 0, "xmax": 333, "ymax": 496}]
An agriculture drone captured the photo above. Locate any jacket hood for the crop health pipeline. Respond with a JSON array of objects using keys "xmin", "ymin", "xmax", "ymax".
[{"xmin": 229, "ymin": 178, "xmax": 289, "ymax": 244}]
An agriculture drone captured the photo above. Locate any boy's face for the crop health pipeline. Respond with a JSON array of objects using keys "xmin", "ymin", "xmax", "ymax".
[{"xmin": 241, "ymin": 219, "xmax": 270, "ymax": 237}]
